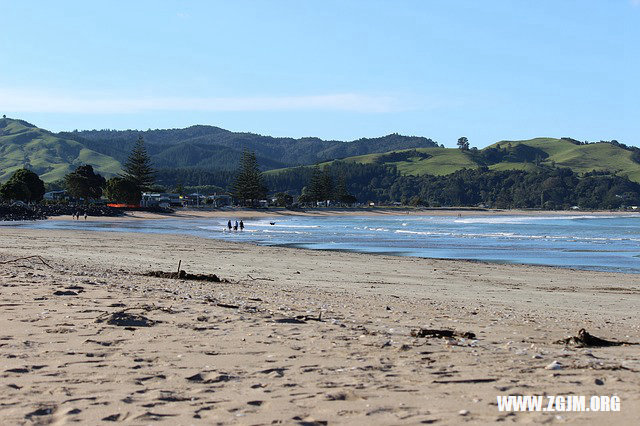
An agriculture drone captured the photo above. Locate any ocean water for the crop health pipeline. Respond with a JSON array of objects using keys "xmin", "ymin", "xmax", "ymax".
[{"xmin": 4, "ymin": 214, "xmax": 640, "ymax": 274}]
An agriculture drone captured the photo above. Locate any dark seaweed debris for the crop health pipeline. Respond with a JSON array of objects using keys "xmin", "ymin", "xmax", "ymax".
[
  {"xmin": 145, "ymin": 270, "xmax": 223, "ymax": 282},
  {"xmin": 96, "ymin": 311, "xmax": 157, "ymax": 327},
  {"xmin": 555, "ymin": 329, "xmax": 638, "ymax": 348},
  {"xmin": 411, "ymin": 328, "xmax": 476, "ymax": 339}
]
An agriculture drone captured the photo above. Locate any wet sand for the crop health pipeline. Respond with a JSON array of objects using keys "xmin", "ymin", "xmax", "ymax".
[{"xmin": 0, "ymin": 228, "xmax": 638, "ymax": 424}]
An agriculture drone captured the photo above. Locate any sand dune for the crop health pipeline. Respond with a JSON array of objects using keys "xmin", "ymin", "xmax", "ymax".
[{"xmin": 0, "ymin": 228, "xmax": 638, "ymax": 424}]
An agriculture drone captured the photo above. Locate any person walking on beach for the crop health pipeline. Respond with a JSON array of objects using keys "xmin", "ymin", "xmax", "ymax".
[
  {"xmin": 234, "ymin": 220, "xmax": 238, "ymax": 231},
  {"xmin": 84, "ymin": 212, "xmax": 87, "ymax": 220},
  {"xmin": 239, "ymin": 220, "xmax": 244, "ymax": 231},
  {"xmin": 227, "ymin": 220, "xmax": 232, "ymax": 231}
]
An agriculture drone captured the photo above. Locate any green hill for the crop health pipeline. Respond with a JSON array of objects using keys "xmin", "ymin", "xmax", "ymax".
[
  {"xmin": 3, "ymin": 117, "xmax": 639, "ymax": 185},
  {"xmin": 1, "ymin": 117, "xmax": 439, "ymax": 182},
  {"xmin": 0, "ymin": 118, "xmax": 122, "ymax": 182},
  {"xmin": 488, "ymin": 138, "xmax": 640, "ymax": 182},
  {"xmin": 276, "ymin": 137, "xmax": 640, "ymax": 183},
  {"xmin": 335, "ymin": 147, "xmax": 478, "ymax": 176}
]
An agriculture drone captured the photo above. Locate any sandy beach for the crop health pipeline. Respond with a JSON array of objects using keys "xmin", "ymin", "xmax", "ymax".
[{"xmin": 1, "ymin": 227, "xmax": 639, "ymax": 424}]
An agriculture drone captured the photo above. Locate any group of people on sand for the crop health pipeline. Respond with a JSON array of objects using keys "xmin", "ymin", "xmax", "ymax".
[
  {"xmin": 72, "ymin": 211, "xmax": 87, "ymax": 220},
  {"xmin": 227, "ymin": 219, "xmax": 244, "ymax": 232}
]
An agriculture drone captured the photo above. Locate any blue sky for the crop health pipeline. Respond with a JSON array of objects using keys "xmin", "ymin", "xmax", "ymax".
[{"xmin": 0, "ymin": 0, "xmax": 637, "ymax": 147}]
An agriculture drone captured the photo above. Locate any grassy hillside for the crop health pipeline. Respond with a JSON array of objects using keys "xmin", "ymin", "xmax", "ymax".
[
  {"xmin": 338, "ymin": 148, "xmax": 478, "ymax": 176},
  {"xmin": 0, "ymin": 118, "xmax": 122, "ymax": 182},
  {"xmin": 269, "ymin": 137, "xmax": 640, "ymax": 183},
  {"xmin": 488, "ymin": 138, "xmax": 640, "ymax": 182}
]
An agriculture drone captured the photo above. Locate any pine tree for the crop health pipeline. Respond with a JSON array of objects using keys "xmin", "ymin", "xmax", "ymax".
[
  {"xmin": 122, "ymin": 136, "xmax": 155, "ymax": 191},
  {"xmin": 320, "ymin": 168, "xmax": 334, "ymax": 201},
  {"xmin": 104, "ymin": 177, "xmax": 141, "ymax": 204},
  {"xmin": 457, "ymin": 136, "xmax": 470, "ymax": 151},
  {"xmin": 233, "ymin": 150, "xmax": 267, "ymax": 206},
  {"xmin": 335, "ymin": 175, "xmax": 356, "ymax": 204},
  {"xmin": 307, "ymin": 167, "xmax": 324, "ymax": 202}
]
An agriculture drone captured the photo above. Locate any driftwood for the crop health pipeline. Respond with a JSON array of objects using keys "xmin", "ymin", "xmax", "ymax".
[
  {"xmin": 247, "ymin": 274, "xmax": 274, "ymax": 281},
  {"xmin": 275, "ymin": 313, "xmax": 323, "ymax": 324},
  {"xmin": 433, "ymin": 378, "xmax": 497, "ymax": 384},
  {"xmin": 275, "ymin": 318, "xmax": 307, "ymax": 324},
  {"xmin": 53, "ymin": 290, "xmax": 78, "ymax": 296},
  {"xmin": 216, "ymin": 303, "xmax": 240, "ymax": 309},
  {"xmin": 0, "ymin": 255, "xmax": 52, "ymax": 269},
  {"xmin": 411, "ymin": 328, "xmax": 476, "ymax": 339},
  {"xmin": 555, "ymin": 329, "xmax": 638, "ymax": 348}
]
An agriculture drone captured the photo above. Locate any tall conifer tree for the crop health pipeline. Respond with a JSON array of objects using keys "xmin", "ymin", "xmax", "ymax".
[
  {"xmin": 122, "ymin": 136, "xmax": 155, "ymax": 191},
  {"xmin": 233, "ymin": 150, "xmax": 267, "ymax": 206},
  {"xmin": 307, "ymin": 167, "xmax": 324, "ymax": 202}
]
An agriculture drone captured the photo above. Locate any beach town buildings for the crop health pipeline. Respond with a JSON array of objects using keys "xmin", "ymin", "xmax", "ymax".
[
  {"xmin": 207, "ymin": 194, "xmax": 232, "ymax": 207},
  {"xmin": 43, "ymin": 190, "xmax": 69, "ymax": 201},
  {"xmin": 140, "ymin": 193, "xmax": 182, "ymax": 208},
  {"xmin": 140, "ymin": 192, "xmax": 233, "ymax": 208}
]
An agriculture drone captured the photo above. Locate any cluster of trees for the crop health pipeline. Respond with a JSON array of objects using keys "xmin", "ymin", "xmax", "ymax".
[
  {"xmin": 297, "ymin": 167, "xmax": 356, "ymax": 204},
  {"xmin": 473, "ymin": 143, "xmax": 548, "ymax": 166},
  {"xmin": 0, "ymin": 169, "xmax": 45, "ymax": 202},
  {"xmin": 155, "ymin": 168, "xmax": 234, "ymax": 190},
  {"xmin": 374, "ymin": 149, "xmax": 431, "ymax": 164},
  {"xmin": 4, "ymin": 134, "xmax": 640, "ymax": 211},
  {"xmin": 265, "ymin": 161, "xmax": 396, "ymax": 202},
  {"xmin": 265, "ymin": 161, "xmax": 640, "ymax": 209},
  {"xmin": 385, "ymin": 167, "xmax": 640, "ymax": 209},
  {"xmin": 0, "ymin": 136, "xmax": 155, "ymax": 204},
  {"xmin": 64, "ymin": 165, "xmax": 106, "ymax": 200},
  {"xmin": 63, "ymin": 136, "xmax": 155, "ymax": 204},
  {"xmin": 163, "ymin": 151, "xmax": 358, "ymax": 207}
]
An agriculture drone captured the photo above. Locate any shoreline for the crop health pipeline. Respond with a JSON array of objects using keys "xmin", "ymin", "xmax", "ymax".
[
  {"xmin": 8, "ymin": 210, "xmax": 640, "ymax": 275},
  {"xmin": 6, "ymin": 222, "xmax": 633, "ymax": 275},
  {"xmin": 44, "ymin": 206, "xmax": 640, "ymax": 221}
]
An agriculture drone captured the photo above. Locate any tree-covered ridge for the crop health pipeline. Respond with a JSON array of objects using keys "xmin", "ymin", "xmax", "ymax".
[{"xmin": 61, "ymin": 126, "xmax": 439, "ymax": 171}]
